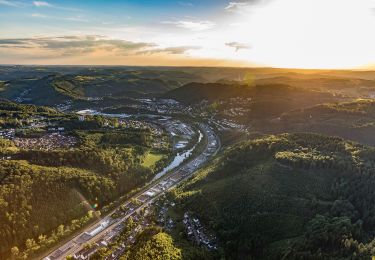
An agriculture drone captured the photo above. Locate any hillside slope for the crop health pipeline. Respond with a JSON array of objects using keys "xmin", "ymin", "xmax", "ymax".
[
  {"xmin": 0, "ymin": 68, "xmax": 206, "ymax": 106},
  {"xmin": 171, "ymin": 133, "xmax": 375, "ymax": 259},
  {"xmin": 0, "ymin": 101, "xmax": 166, "ymax": 259},
  {"xmin": 256, "ymin": 76, "xmax": 375, "ymax": 98},
  {"xmin": 277, "ymin": 99, "xmax": 375, "ymax": 145},
  {"xmin": 164, "ymin": 83, "xmax": 337, "ymax": 104}
]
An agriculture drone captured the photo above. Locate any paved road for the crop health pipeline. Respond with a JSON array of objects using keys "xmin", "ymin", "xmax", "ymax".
[{"xmin": 44, "ymin": 123, "xmax": 220, "ymax": 260}]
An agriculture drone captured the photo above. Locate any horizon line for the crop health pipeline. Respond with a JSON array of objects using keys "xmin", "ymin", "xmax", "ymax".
[{"xmin": 0, "ymin": 64, "xmax": 374, "ymax": 72}]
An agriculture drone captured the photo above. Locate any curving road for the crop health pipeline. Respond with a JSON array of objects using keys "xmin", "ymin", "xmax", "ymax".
[{"xmin": 44, "ymin": 123, "xmax": 220, "ymax": 260}]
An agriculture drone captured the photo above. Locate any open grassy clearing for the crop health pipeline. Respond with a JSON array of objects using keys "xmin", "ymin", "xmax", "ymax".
[{"xmin": 142, "ymin": 152, "xmax": 164, "ymax": 168}]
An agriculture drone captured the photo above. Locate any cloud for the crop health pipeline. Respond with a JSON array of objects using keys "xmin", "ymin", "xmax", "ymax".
[
  {"xmin": 137, "ymin": 46, "xmax": 200, "ymax": 55},
  {"xmin": 162, "ymin": 20, "xmax": 215, "ymax": 31},
  {"xmin": 33, "ymin": 1, "xmax": 52, "ymax": 7},
  {"xmin": 0, "ymin": 35, "xmax": 201, "ymax": 60},
  {"xmin": 225, "ymin": 42, "xmax": 251, "ymax": 51},
  {"xmin": 0, "ymin": 0, "xmax": 23, "ymax": 7},
  {"xmin": 225, "ymin": 2, "xmax": 249, "ymax": 11},
  {"xmin": 0, "ymin": 35, "xmax": 156, "ymax": 56},
  {"xmin": 32, "ymin": 1, "xmax": 81, "ymax": 11},
  {"xmin": 225, "ymin": 0, "xmax": 269, "ymax": 12}
]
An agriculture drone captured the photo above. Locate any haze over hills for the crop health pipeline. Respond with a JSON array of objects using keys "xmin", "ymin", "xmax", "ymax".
[
  {"xmin": 0, "ymin": 67, "xmax": 206, "ymax": 107},
  {"xmin": 2, "ymin": 66, "xmax": 375, "ymax": 107}
]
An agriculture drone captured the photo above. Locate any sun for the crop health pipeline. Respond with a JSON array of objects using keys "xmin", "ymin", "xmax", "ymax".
[{"xmin": 232, "ymin": 0, "xmax": 375, "ymax": 69}]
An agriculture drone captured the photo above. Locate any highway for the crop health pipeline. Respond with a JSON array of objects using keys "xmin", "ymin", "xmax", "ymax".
[{"xmin": 44, "ymin": 123, "xmax": 220, "ymax": 260}]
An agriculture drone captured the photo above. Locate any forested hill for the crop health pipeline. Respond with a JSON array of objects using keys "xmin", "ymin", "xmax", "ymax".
[
  {"xmin": 163, "ymin": 82, "xmax": 336, "ymax": 105},
  {"xmin": 163, "ymin": 82, "xmax": 252, "ymax": 103},
  {"xmin": 277, "ymin": 99, "xmax": 375, "ymax": 146},
  {"xmin": 0, "ymin": 101, "xmax": 170, "ymax": 259},
  {"xmin": 171, "ymin": 133, "xmax": 375, "ymax": 259},
  {"xmin": 0, "ymin": 68, "xmax": 206, "ymax": 106}
]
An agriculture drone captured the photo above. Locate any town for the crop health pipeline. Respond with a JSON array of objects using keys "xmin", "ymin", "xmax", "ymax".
[
  {"xmin": 13, "ymin": 133, "xmax": 77, "ymax": 150},
  {"xmin": 0, "ymin": 97, "xmax": 229, "ymax": 260},
  {"xmin": 44, "ymin": 123, "xmax": 220, "ymax": 260}
]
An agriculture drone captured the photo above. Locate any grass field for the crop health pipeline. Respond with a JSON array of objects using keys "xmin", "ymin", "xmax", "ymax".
[{"xmin": 142, "ymin": 152, "xmax": 164, "ymax": 168}]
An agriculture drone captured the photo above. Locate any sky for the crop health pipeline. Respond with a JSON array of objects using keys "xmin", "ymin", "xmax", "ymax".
[{"xmin": 1, "ymin": 0, "xmax": 375, "ymax": 69}]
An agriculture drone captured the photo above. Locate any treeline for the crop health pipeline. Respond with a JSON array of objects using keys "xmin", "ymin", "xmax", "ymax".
[
  {"xmin": 17, "ymin": 148, "xmax": 135, "ymax": 177},
  {"xmin": 0, "ymin": 101, "xmax": 62, "ymax": 128},
  {"xmin": 0, "ymin": 101, "xmax": 57, "ymax": 114},
  {"xmin": 74, "ymin": 129, "xmax": 153, "ymax": 148},
  {"xmin": 0, "ymin": 100, "xmax": 121, "ymax": 130}
]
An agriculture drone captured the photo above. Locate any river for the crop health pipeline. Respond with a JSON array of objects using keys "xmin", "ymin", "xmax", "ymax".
[
  {"xmin": 152, "ymin": 130, "xmax": 203, "ymax": 181},
  {"xmin": 76, "ymin": 109, "xmax": 203, "ymax": 181}
]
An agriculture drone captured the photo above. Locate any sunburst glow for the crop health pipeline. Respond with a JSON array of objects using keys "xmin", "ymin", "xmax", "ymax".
[{"xmin": 241, "ymin": 0, "xmax": 375, "ymax": 68}]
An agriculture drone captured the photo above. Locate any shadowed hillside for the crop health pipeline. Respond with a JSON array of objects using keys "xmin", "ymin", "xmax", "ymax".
[
  {"xmin": 271, "ymin": 99, "xmax": 375, "ymax": 145},
  {"xmin": 171, "ymin": 133, "xmax": 375, "ymax": 259}
]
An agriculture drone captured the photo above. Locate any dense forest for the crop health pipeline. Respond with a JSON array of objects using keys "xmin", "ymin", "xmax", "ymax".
[
  {"xmin": 0, "ymin": 102, "xmax": 171, "ymax": 259},
  {"xmin": 277, "ymin": 99, "xmax": 375, "ymax": 145},
  {"xmin": 0, "ymin": 141, "xmax": 156, "ymax": 259},
  {"xmin": 170, "ymin": 133, "xmax": 375, "ymax": 259}
]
